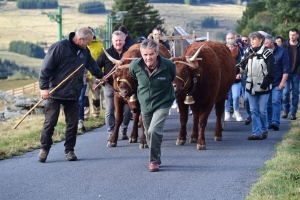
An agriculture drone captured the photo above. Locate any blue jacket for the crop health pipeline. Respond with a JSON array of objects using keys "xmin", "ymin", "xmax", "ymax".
[{"xmin": 272, "ymin": 44, "xmax": 290, "ymax": 87}]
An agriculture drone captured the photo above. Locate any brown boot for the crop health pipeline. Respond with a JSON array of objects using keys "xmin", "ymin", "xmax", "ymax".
[
  {"xmin": 37, "ymin": 149, "xmax": 49, "ymax": 163},
  {"xmin": 281, "ymin": 111, "xmax": 288, "ymax": 118}
]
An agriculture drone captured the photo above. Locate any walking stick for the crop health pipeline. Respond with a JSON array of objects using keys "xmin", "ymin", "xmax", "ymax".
[
  {"xmin": 235, "ymin": 51, "xmax": 255, "ymax": 67},
  {"xmin": 13, "ymin": 64, "xmax": 84, "ymax": 129}
]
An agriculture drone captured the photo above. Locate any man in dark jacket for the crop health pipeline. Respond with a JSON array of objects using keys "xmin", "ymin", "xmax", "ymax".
[
  {"xmin": 281, "ymin": 28, "xmax": 300, "ymax": 120},
  {"xmin": 264, "ymin": 34, "xmax": 290, "ymax": 130},
  {"xmin": 97, "ymin": 30, "xmax": 131, "ymax": 141},
  {"xmin": 129, "ymin": 39, "xmax": 175, "ymax": 172},
  {"xmin": 38, "ymin": 27, "xmax": 104, "ymax": 163}
]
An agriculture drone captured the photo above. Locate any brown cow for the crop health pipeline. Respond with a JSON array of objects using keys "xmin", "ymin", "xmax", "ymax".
[
  {"xmin": 172, "ymin": 41, "xmax": 235, "ymax": 150},
  {"xmin": 106, "ymin": 43, "xmax": 171, "ymax": 148}
]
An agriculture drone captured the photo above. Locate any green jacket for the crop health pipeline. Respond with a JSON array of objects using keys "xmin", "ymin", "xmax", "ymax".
[{"xmin": 129, "ymin": 55, "xmax": 176, "ymax": 114}]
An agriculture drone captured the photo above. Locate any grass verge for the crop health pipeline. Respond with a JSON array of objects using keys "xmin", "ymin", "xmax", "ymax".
[
  {"xmin": 245, "ymin": 120, "xmax": 300, "ymax": 200},
  {"xmin": 0, "ymin": 113, "xmax": 105, "ymax": 160}
]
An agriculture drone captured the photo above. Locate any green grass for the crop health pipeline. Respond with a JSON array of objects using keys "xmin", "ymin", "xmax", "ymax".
[
  {"xmin": 0, "ymin": 50, "xmax": 43, "ymax": 71},
  {"xmin": 245, "ymin": 120, "xmax": 300, "ymax": 200},
  {"xmin": 0, "ymin": 78, "xmax": 38, "ymax": 91},
  {"xmin": 0, "ymin": 113, "xmax": 105, "ymax": 160}
]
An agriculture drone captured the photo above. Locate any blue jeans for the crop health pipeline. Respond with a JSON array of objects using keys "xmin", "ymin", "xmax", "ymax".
[
  {"xmin": 142, "ymin": 108, "xmax": 169, "ymax": 163},
  {"xmin": 78, "ymin": 84, "xmax": 87, "ymax": 120},
  {"xmin": 267, "ymin": 86, "xmax": 283, "ymax": 126},
  {"xmin": 225, "ymin": 82, "xmax": 241, "ymax": 112},
  {"xmin": 104, "ymin": 84, "xmax": 131, "ymax": 134},
  {"xmin": 282, "ymin": 74, "xmax": 299, "ymax": 115},
  {"xmin": 248, "ymin": 93, "xmax": 269, "ymax": 136},
  {"xmin": 241, "ymin": 74, "xmax": 251, "ymax": 118}
]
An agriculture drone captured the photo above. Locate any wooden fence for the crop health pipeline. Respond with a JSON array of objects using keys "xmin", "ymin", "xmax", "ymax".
[{"xmin": 6, "ymin": 82, "xmax": 40, "ymax": 96}]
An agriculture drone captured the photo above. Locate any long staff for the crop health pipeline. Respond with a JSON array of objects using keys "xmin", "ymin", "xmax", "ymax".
[
  {"xmin": 13, "ymin": 64, "xmax": 84, "ymax": 129},
  {"xmin": 235, "ymin": 51, "xmax": 255, "ymax": 67}
]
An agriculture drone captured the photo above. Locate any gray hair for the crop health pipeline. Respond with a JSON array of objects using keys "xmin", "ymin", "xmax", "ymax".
[
  {"xmin": 226, "ymin": 39, "xmax": 236, "ymax": 46},
  {"xmin": 112, "ymin": 30, "xmax": 126, "ymax": 41},
  {"xmin": 75, "ymin": 27, "xmax": 94, "ymax": 39},
  {"xmin": 140, "ymin": 39, "xmax": 159, "ymax": 53},
  {"xmin": 264, "ymin": 34, "xmax": 275, "ymax": 43},
  {"xmin": 249, "ymin": 31, "xmax": 265, "ymax": 41}
]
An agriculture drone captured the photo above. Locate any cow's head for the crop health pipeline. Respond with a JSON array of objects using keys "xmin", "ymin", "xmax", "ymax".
[{"xmin": 172, "ymin": 44, "xmax": 205, "ymax": 94}]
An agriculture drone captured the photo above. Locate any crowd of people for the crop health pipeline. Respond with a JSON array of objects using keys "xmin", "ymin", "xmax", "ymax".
[
  {"xmin": 228, "ymin": 28, "xmax": 299, "ymax": 140},
  {"xmin": 36, "ymin": 24, "xmax": 299, "ymax": 171}
]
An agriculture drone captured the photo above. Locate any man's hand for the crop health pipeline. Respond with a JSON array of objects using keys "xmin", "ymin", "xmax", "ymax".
[
  {"xmin": 92, "ymin": 83, "xmax": 98, "ymax": 91},
  {"xmin": 279, "ymin": 82, "xmax": 286, "ymax": 90},
  {"xmin": 41, "ymin": 89, "xmax": 50, "ymax": 100}
]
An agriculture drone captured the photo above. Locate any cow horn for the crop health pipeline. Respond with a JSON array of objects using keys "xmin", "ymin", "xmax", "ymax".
[
  {"xmin": 102, "ymin": 47, "xmax": 123, "ymax": 66},
  {"xmin": 174, "ymin": 61, "xmax": 197, "ymax": 69},
  {"xmin": 188, "ymin": 44, "xmax": 206, "ymax": 62},
  {"xmin": 117, "ymin": 64, "xmax": 130, "ymax": 69}
]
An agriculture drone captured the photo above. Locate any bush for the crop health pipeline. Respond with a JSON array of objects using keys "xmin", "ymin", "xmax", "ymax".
[
  {"xmin": 9, "ymin": 41, "xmax": 45, "ymax": 59},
  {"xmin": 78, "ymin": 2, "xmax": 106, "ymax": 14},
  {"xmin": 17, "ymin": 0, "xmax": 58, "ymax": 9},
  {"xmin": 0, "ymin": 58, "xmax": 38, "ymax": 79},
  {"xmin": 201, "ymin": 17, "xmax": 219, "ymax": 28}
]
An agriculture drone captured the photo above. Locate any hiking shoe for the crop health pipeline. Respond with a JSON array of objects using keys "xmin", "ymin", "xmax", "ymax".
[
  {"xmin": 66, "ymin": 151, "xmax": 77, "ymax": 161},
  {"xmin": 270, "ymin": 124, "xmax": 279, "ymax": 131},
  {"xmin": 290, "ymin": 114, "xmax": 296, "ymax": 120},
  {"xmin": 281, "ymin": 111, "xmax": 288, "ymax": 118},
  {"xmin": 37, "ymin": 149, "xmax": 49, "ymax": 163},
  {"xmin": 247, "ymin": 135, "xmax": 262, "ymax": 140},
  {"xmin": 149, "ymin": 162, "xmax": 159, "ymax": 172},
  {"xmin": 120, "ymin": 133, "xmax": 128, "ymax": 140},
  {"xmin": 262, "ymin": 132, "xmax": 268, "ymax": 139},
  {"xmin": 244, "ymin": 118, "xmax": 252, "ymax": 125},
  {"xmin": 78, "ymin": 119, "xmax": 86, "ymax": 132}
]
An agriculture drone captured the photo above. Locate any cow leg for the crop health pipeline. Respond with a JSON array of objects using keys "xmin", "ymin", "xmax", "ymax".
[
  {"xmin": 107, "ymin": 97, "xmax": 123, "ymax": 147},
  {"xmin": 190, "ymin": 108, "xmax": 199, "ymax": 143},
  {"xmin": 176, "ymin": 99, "xmax": 189, "ymax": 146},
  {"xmin": 138, "ymin": 114, "xmax": 148, "ymax": 149},
  {"xmin": 196, "ymin": 103, "xmax": 214, "ymax": 150},
  {"xmin": 128, "ymin": 110, "xmax": 139, "ymax": 143},
  {"xmin": 214, "ymin": 100, "xmax": 225, "ymax": 141}
]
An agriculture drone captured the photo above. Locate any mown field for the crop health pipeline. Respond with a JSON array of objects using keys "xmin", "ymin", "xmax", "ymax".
[{"xmin": 0, "ymin": 1, "xmax": 245, "ymax": 50}]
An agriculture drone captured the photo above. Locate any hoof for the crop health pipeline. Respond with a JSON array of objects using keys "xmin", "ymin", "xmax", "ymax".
[
  {"xmin": 189, "ymin": 138, "xmax": 197, "ymax": 143},
  {"xmin": 214, "ymin": 136, "xmax": 222, "ymax": 141},
  {"xmin": 176, "ymin": 138, "xmax": 186, "ymax": 146},
  {"xmin": 129, "ymin": 138, "xmax": 137, "ymax": 143},
  {"xmin": 196, "ymin": 144, "xmax": 206, "ymax": 150},
  {"xmin": 139, "ymin": 144, "xmax": 148, "ymax": 149},
  {"xmin": 107, "ymin": 142, "xmax": 117, "ymax": 147}
]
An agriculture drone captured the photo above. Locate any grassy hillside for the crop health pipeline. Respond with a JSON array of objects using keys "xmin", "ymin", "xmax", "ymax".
[{"xmin": 0, "ymin": 1, "xmax": 245, "ymax": 50}]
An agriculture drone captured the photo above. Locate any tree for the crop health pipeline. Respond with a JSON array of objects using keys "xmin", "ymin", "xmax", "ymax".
[
  {"xmin": 236, "ymin": 0, "xmax": 266, "ymax": 34},
  {"xmin": 111, "ymin": 0, "xmax": 165, "ymax": 40},
  {"xmin": 266, "ymin": 0, "xmax": 300, "ymax": 38},
  {"xmin": 247, "ymin": 11, "xmax": 275, "ymax": 36}
]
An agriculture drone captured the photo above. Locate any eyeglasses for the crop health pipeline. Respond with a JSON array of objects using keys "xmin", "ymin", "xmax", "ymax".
[{"xmin": 242, "ymin": 40, "xmax": 248, "ymax": 42}]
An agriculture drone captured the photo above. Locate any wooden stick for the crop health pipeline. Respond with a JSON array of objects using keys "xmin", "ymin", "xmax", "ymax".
[
  {"xmin": 13, "ymin": 64, "xmax": 84, "ymax": 129},
  {"xmin": 236, "ymin": 51, "xmax": 255, "ymax": 67}
]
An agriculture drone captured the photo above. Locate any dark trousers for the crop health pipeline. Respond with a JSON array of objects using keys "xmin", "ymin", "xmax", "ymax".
[{"xmin": 40, "ymin": 98, "xmax": 79, "ymax": 153}]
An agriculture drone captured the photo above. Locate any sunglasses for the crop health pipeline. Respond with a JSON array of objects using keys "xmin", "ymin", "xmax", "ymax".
[{"xmin": 242, "ymin": 40, "xmax": 248, "ymax": 42}]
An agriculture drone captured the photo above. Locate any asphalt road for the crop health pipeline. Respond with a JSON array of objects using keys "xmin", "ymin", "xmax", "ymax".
[{"xmin": 0, "ymin": 107, "xmax": 290, "ymax": 200}]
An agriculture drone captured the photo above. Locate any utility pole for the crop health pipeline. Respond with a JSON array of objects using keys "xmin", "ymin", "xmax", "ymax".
[{"xmin": 41, "ymin": 6, "xmax": 63, "ymax": 41}]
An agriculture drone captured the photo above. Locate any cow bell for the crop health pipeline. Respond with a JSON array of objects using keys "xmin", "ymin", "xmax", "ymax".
[
  {"xmin": 129, "ymin": 94, "xmax": 137, "ymax": 102},
  {"xmin": 184, "ymin": 95, "xmax": 195, "ymax": 105}
]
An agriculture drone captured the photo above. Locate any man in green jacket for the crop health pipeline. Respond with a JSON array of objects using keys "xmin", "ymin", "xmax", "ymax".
[{"xmin": 129, "ymin": 39, "xmax": 176, "ymax": 172}]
